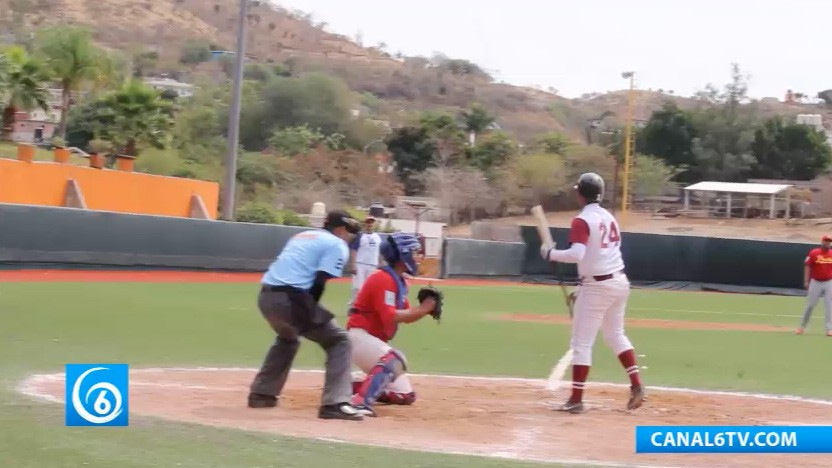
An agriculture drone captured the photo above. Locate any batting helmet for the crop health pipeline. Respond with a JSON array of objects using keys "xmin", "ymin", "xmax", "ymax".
[
  {"xmin": 574, "ymin": 172, "xmax": 605, "ymax": 202},
  {"xmin": 381, "ymin": 232, "xmax": 422, "ymax": 275}
]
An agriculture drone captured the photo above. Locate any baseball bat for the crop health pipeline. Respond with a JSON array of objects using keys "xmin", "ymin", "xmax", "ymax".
[
  {"xmin": 533, "ymin": 205, "xmax": 576, "ymax": 392},
  {"xmin": 531, "ymin": 205, "xmax": 570, "ymax": 303}
]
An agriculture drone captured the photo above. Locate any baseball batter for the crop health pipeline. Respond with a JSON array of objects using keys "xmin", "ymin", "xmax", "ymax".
[
  {"xmin": 796, "ymin": 235, "xmax": 832, "ymax": 336},
  {"xmin": 540, "ymin": 172, "xmax": 645, "ymax": 414},
  {"xmin": 345, "ymin": 232, "xmax": 443, "ymax": 417},
  {"xmin": 247, "ymin": 209, "xmax": 364, "ymax": 421},
  {"xmin": 348, "ymin": 217, "xmax": 382, "ymax": 305}
]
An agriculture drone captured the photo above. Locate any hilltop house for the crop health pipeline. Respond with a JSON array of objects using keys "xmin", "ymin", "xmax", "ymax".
[
  {"xmin": 143, "ymin": 77, "xmax": 195, "ymax": 98},
  {"xmin": 10, "ymin": 88, "xmax": 65, "ymax": 143}
]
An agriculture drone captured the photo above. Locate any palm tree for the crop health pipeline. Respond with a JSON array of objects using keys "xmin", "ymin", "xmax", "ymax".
[
  {"xmin": 97, "ymin": 80, "xmax": 175, "ymax": 156},
  {"xmin": 34, "ymin": 25, "xmax": 111, "ymax": 139},
  {"xmin": 0, "ymin": 46, "xmax": 50, "ymax": 141},
  {"xmin": 460, "ymin": 103, "xmax": 496, "ymax": 146}
]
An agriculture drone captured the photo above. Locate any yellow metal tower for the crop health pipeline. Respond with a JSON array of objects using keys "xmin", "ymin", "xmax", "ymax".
[{"xmin": 620, "ymin": 71, "xmax": 636, "ymax": 220}]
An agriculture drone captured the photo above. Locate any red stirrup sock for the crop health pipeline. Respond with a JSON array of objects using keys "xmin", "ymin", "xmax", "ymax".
[
  {"xmin": 569, "ymin": 365, "xmax": 590, "ymax": 403},
  {"xmin": 618, "ymin": 349, "xmax": 642, "ymax": 386}
]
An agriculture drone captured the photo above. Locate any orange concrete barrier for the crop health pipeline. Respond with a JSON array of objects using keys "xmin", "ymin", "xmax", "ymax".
[{"xmin": 0, "ymin": 159, "xmax": 219, "ymax": 218}]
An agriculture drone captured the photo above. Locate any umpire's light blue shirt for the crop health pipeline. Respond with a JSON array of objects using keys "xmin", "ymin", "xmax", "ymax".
[{"xmin": 261, "ymin": 229, "xmax": 349, "ymax": 290}]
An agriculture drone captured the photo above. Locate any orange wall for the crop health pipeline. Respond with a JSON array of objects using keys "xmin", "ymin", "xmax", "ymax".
[{"xmin": 0, "ymin": 159, "xmax": 219, "ymax": 218}]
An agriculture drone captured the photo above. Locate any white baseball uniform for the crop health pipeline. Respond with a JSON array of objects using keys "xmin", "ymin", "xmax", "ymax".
[
  {"xmin": 543, "ymin": 202, "xmax": 635, "ymax": 366},
  {"xmin": 350, "ymin": 231, "xmax": 381, "ymax": 303}
]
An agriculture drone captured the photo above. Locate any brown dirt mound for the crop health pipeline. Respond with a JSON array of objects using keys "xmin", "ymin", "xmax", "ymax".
[
  {"xmin": 499, "ymin": 313, "xmax": 791, "ymax": 332},
  {"xmin": 22, "ymin": 368, "xmax": 832, "ymax": 468}
]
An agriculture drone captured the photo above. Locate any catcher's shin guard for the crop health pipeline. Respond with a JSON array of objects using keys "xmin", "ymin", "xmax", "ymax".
[{"xmin": 352, "ymin": 350, "xmax": 406, "ymax": 407}]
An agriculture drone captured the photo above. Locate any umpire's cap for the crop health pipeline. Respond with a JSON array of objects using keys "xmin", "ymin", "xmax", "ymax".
[
  {"xmin": 324, "ymin": 209, "xmax": 361, "ymax": 234},
  {"xmin": 574, "ymin": 172, "xmax": 605, "ymax": 202}
]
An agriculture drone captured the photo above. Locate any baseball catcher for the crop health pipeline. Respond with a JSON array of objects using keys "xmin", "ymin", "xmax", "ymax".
[{"xmin": 345, "ymin": 232, "xmax": 442, "ymax": 417}]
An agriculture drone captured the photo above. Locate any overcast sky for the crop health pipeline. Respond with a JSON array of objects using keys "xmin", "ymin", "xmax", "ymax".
[{"xmin": 272, "ymin": 0, "xmax": 828, "ymax": 100}]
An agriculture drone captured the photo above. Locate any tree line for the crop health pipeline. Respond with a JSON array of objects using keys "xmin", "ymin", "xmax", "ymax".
[
  {"xmin": 3, "ymin": 29, "xmax": 830, "ymax": 224},
  {"xmin": 637, "ymin": 65, "xmax": 832, "ymax": 184}
]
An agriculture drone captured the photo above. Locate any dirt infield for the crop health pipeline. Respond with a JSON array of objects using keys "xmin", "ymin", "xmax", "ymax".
[
  {"xmin": 20, "ymin": 368, "xmax": 832, "ymax": 468},
  {"xmin": 498, "ymin": 313, "xmax": 792, "ymax": 332}
]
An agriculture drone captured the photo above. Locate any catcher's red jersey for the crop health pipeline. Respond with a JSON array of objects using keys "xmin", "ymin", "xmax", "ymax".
[{"xmin": 346, "ymin": 269, "xmax": 410, "ymax": 342}]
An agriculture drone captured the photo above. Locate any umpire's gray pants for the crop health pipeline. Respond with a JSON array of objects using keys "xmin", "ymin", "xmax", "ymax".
[
  {"xmin": 249, "ymin": 288, "xmax": 353, "ymax": 406},
  {"xmin": 800, "ymin": 279, "xmax": 832, "ymax": 332}
]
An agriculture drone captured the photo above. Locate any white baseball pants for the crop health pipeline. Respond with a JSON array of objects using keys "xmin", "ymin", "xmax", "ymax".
[
  {"xmin": 800, "ymin": 279, "xmax": 832, "ymax": 332},
  {"xmin": 350, "ymin": 264, "xmax": 377, "ymax": 304},
  {"xmin": 570, "ymin": 273, "xmax": 634, "ymax": 366},
  {"xmin": 347, "ymin": 328, "xmax": 413, "ymax": 394}
]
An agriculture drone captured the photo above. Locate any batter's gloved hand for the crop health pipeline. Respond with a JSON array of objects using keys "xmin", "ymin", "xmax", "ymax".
[
  {"xmin": 539, "ymin": 242, "xmax": 556, "ymax": 261},
  {"xmin": 566, "ymin": 291, "xmax": 577, "ymax": 319},
  {"xmin": 417, "ymin": 287, "xmax": 443, "ymax": 323}
]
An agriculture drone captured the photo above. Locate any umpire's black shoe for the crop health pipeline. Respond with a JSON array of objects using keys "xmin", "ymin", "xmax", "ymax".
[
  {"xmin": 248, "ymin": 393, "xmax": 278, "ymax": 408},
  {"xmin": 318, "ymin": 403, "xmax": 364, "ymax": 421}
]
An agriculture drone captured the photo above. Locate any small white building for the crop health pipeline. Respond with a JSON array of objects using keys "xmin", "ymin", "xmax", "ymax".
[{"xmin": 143, "ymin": 77, "xmax": 195, "ymax": 98}]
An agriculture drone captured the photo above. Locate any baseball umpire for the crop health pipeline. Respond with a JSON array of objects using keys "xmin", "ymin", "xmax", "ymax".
[{"xmin": 247, "ymin": 209, "xmax": 365, "ymax": 421}]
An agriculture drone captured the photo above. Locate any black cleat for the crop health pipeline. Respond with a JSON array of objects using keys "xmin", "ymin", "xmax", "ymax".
[
  {"xmin": 627, "ymin": 385, "xmax": 646, "ymax": 410},
  {"xmin": 318, "ymin": 403, "xmax": 364, "ymax": 421},
  {"xmin": 353, "ymin": 404, "xmax": 377, "ymax": 418},
  {"xmin": 554, "ymin": 400, "xmax": 585, "ymax": 414},
  {"xmin": 247, "ymin": 393, "xmax": 277, "ymax": 408}
]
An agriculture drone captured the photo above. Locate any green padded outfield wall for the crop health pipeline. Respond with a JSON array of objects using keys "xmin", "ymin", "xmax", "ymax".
[
  {"xmin": 0, "ymin": 203, "xmax": 311, "ymax": 271},
  {"xmin": 441, "ymin": 238, "xmax": 525, "ymax": 279},
  {"xmin": 520, "ymin": 225, "xmax": 814, "ymax": 290}
]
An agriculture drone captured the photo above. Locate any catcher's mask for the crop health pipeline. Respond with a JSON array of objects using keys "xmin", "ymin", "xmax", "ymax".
[{"xmin": 381, "ymin": 232, "xmax": 422, "ymax": 275}]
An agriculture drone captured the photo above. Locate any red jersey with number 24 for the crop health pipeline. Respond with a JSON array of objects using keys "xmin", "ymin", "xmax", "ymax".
[
  {"xmin": 570, "ymin": 203, "xmax": 624, "ymax": 277},
  {"xmin": 805, "ymin": 248, "xmax": 832, "ymax": 281}
]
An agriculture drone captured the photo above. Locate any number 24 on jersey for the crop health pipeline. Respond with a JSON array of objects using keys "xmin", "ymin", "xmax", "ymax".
[{"xmin": 599, "ymin": 221, "xmax": 621, "ymax": 248}]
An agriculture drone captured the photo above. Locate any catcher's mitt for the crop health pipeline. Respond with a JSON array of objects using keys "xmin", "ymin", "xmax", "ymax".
[
  {"xmin": 417, "ymin": 286, "xmax": 443, "ymax": 322},
  {"xmin": 566, "ymin": 291, "xmax": 577, "ymax": 319}
]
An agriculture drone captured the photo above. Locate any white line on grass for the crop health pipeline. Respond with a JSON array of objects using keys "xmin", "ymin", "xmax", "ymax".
[{"xmin": 630, "ymin": 307, "xmax": 800, "ymax": 319}]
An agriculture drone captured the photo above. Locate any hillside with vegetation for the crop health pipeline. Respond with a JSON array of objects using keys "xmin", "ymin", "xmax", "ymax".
[{"xmin": 3, "ymin": 0, "xmax": 832, "ymax": 227}]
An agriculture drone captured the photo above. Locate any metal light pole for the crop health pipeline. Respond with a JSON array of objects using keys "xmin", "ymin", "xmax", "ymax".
[
  {"xmin": 620, "ymin": 71, "xmax": 636, "ymax": 220},
  {"xmin": 220, "ymin": 0, "xmax": 249, "ymax": 221}
]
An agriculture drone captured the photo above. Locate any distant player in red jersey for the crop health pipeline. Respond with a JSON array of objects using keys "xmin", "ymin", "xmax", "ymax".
[
  {"xmin": 345, "ymin": 232, "xmax": 438, "ymax": 417},
  {"xmin": 796, "ymin": 235, "xmax": 832, "ymax": 336}
]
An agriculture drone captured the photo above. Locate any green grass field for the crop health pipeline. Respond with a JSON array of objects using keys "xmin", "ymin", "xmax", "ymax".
[{"xmin": 1, "ymin": 279, "xmax": 829, "ymax": 468}]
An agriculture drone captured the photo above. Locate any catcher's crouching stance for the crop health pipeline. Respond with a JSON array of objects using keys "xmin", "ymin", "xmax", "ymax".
[{"xmin": 346, "ymin": 232, "xmax": 443, "ymax": 417}]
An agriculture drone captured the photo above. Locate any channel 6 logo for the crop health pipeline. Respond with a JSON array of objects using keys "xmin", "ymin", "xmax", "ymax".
[{"xmin": 65, "ymin": 364, "xmax": 129, "ymax": 427}]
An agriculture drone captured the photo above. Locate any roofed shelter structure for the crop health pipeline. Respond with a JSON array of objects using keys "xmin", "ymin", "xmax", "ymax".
[{"xmin": 683, "ymin": 181, "xmax": 794, "ymax": 219}]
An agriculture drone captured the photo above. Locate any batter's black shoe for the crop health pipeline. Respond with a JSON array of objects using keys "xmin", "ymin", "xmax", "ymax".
[
  {"xmin": 318, "ymin": 403, "xmax": 364, "ymax": 421},
  {"xmin": 555, "ymin": 400, "xmax": 585, "ymax": 414},
  {"xmin": 248, "ymin": 393, "xmax": 277, "ymax": 408},
  {"xmin": 627, "ymin": 385, "xmax": 646, "ymax": 410}
]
